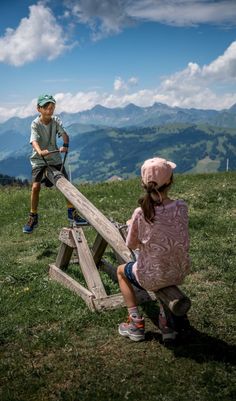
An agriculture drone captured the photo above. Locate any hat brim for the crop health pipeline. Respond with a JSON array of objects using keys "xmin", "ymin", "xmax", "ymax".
[{"xmin": 167, "ymin": 161, "xmax": 177, "ymax": 169}]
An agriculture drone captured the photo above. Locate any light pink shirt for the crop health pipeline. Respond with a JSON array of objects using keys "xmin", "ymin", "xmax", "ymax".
[{"xmin": 126, "ymin": 200, "xmax": 190, "ymax": 291}]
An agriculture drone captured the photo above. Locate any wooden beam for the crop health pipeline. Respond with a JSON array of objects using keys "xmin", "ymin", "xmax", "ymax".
[
  {"xmin": 46, "ymin": 169, "xmax": 131, "ymax": 263},
  {"xmin": 55, "ymin": 243, "xmax": 74, "ymax": 270},
  {"xmin": 100, "ymin": 260, "xmax": 190, "ymax": 315},
  {"xmin": 59, "ymin": 228, "xmax": 76, "ymax": 248},
  {"xmin": 92, "ymin": 233, "xmax": 108, "ymax": 265},
  {"xmin": 71, "ymin": 228, "xmax": 107, "ymax": 299},
  {"xmin": 93, "ymin": 293, "xmax": 125, "ymax": 310},
  {"xmin": 154, "ymin": 286, "xmax": 191, "ymax": 316},
  {"xmin": 49, "ymin": 264, "xmax": 95, "ymax": 310},
  {"xmin": 99, "ymin": 259, "xmax": 156, "ymax": 304}
]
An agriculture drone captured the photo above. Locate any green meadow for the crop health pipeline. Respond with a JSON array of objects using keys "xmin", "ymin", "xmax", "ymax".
[{"xmin": 0, "ymin": 172, "xmax": 235, "ymax": 401}]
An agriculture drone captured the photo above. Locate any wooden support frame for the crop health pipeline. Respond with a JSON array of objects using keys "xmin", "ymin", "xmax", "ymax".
[
  {"xmin": 49, "ymin": 226, "xmax": 127, "ymax": 311},
  {"xmin": 49, "ymin": 225, "xmax": 191, "ymax": 314},
  {"xmin": 49, "ymin": 225, "xmax": 157, "ymax": 311},
  {"xmin": 47, "ymin": 167, "xmax": 191, "ymax": 315}
]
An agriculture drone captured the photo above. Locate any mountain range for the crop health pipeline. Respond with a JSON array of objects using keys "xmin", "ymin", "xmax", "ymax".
[{"xmin": 0, "ymin": 102, "xmax": 235, "ymax": 182}]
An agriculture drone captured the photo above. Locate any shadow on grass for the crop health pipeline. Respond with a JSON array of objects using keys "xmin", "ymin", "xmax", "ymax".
[
  {"xmin": 171, "ymin": 328, "xmax": 236, "ymax": 366},
  {"xmin": 142, "ymin": 301, "xmax": 236, "ymax": 366},
  {"xmin": 145, "ymin": 328, "xmax": 236, "ymax": 366}
]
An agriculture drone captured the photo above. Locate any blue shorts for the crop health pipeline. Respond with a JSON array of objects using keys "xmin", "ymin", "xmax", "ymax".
[{"xmin": 124, "ymin": 262, "xmax": 144, "ymax": 290}]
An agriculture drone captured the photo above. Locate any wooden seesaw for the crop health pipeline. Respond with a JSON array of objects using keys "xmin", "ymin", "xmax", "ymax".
[{"xmin": 46, "ymin": 166, "xmax": 191, "ymax": 316}]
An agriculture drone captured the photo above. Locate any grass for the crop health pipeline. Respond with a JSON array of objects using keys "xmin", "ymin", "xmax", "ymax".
[{"xmin": 0, "ymin": 172, "xmax": 236, "ymax": 401}]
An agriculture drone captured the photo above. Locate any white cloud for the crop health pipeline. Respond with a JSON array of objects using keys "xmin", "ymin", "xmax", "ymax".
[
  {"xmin": 111, "ymin": 41, "xmax": 236, "ymax": 109},
  {"xmin": 114, "ymin": 77, "xmax": 126, "ymax": 91},
  {"xmin": 127, "ymin": 0, "xmax": 236, "ymax": 27},
  {"xmin": 64, "ymin": 0, "xmax": 131, "ymax": 40},
  {"xmin": 1, "ymin": 39, "xmax": 236, "ymax": 122},
  {"xmin": 202, "ymin": 41, "xmax": 236, "ymax": 79},
  {"xmin": 113, "ymin": 76, "xmax": 138, "ymax": 91},
  {"xmin": 0, "ymin": 3, "xmax": 72, "ymax": 66},
  {"xmin": 128, "ymin": 76, "xmax": 139, "ymax": 86},
  {"xmin": 154, "ymin": 39, "xmax": 236, "ymax": 109},
  {"xmin": 65, "ymin": 0, "xmax": 236, "ymax": 39},
  {"xmin": 1, "ymin": 1, "xmax": 235, "ymax": 67}
]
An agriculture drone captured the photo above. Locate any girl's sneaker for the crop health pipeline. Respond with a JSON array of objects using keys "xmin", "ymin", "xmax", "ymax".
[
  {"xmin": 158, "ymin": 313, "xmax": 177, "ymax": 342},
  {"xmin": 118, "ymin": 316, "xmax": 145, "ymax": 341},
  {"xmin": 23, "ymin": 213, "xmax": 38, "ymax": 234},
  {"xmin": 158, "ymin": 302, "xmax": 177, "ymax": 342}
]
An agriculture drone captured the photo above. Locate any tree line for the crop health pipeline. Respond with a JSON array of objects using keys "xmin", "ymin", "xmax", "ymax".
[{"xmin": 0, "ymin": 173, "xmax": 29, "ymax": 187}]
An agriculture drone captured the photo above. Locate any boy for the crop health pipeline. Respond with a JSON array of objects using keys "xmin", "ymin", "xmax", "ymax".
[{"xmin": 23, "ymin": 94, "xmax": 87, "ymax": 234}]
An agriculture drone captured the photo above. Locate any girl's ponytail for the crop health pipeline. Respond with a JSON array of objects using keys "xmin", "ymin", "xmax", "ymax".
[{"xmin": 138, "ymin": 176, "xmax": 173, "ymax": 223}]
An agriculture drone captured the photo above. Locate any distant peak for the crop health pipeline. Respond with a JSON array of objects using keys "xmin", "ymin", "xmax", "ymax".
[
  {"xmin": 229, "ymin": 103, "xmax": 236, "ymax": 112},
  {"xmin": 124, "ymin": 103, "xmax": 141, "ymax": 110},
  {"xmin": 152, "ymin": 102, "xmax": 172, "ymax": 109},
  {"xmin": 91, "ymin": 104, "xmax": 107, "ymax": 111}
]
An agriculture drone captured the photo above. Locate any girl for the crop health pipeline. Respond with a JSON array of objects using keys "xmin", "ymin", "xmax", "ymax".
[{"xmin": 117, "ymin": 157, "xmax": 190, "ymax": 342}]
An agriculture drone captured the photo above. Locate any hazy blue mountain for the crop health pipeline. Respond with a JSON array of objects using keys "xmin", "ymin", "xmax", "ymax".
[
  {"xmin": 0, "ymin": 131, "xmax": 26, "ymax": 159},
  {"xmin": 61, "ymin": 102, "xmax": 221, "ymax": 127},
  {"xmin": 1, "ymin": 123, "xmax": 234, "ymax": 182},
  {"xmin": 0, "ymin": 102, "xmax": 236, "ymax": 181},
  {"xmin": 68, "ymin": 124, "xmax": 236, "ymax": 182},
  {"xmin": 0, "ymin": 116, "xmax": 33, "ymax": 137},
  {"xmin": 1, "ymin": 102, "xmax": 236, "ymax": 138},
  {"xmin": 62, "ymin": 101, "xmax": 236, "ymax": 127}
]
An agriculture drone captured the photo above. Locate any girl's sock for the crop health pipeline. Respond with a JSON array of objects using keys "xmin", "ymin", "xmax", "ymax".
[{"xmin": 128, "ymin": 306, "xmax": 141, "ymax": 319}]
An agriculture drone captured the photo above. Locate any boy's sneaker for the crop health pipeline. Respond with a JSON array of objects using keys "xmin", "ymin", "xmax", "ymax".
[
  {"xmin": 23, "ymin": 213, "xmax": 38, "ymax": 234},
  {"xmin": 68, "ymin": 208, "xmax": 88, "ymax": 226},
  {"xmin": 118, "ymin": 316, "xmax": 145, "ymax": 342}
]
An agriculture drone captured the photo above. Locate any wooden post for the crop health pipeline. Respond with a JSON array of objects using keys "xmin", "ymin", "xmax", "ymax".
[
  {"xmin": 92, "ymin": 233, "xmax": 108, "ymax": 265},
  {"xmin": 71, "ymin": 228, "xmax": 107, "ymax": 299}
]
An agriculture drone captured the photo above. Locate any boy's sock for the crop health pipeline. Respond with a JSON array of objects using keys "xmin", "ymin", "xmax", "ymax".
[
  {"xmin": 128, "ymin": 306, "xmax": 141, "ymax": 320},
  {"xmin": 30, "ymin": 210, "xmax": 37, "ymax": 215}
]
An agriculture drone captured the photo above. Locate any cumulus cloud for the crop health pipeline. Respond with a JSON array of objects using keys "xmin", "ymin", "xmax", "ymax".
[
  {"xmin": 114, "ymin": 76, "xmax": 139, "ymax": 91},
  {"xmin": 64, "ymin": 0, "xmax": 236, "ymax": 39},
  {"xmin": 154, "ymin": 39, "xmax": 236, "ymax": 109},
  {"xmin": 1, "ymin": 38, "xmax": 236, "ymax": 122},
  {"xmin": 64, "ymin": 0, "xmax": 131, "ymax": 40},
  {"xmin": 127, "ymin": 0, "xmax": 236, "ymax": 27},
  {"xmin": 109, "ymin": 40, "xmax": 236, "ymax": 110},
  {"xmin": 0, "ymin": 3, "xmax": 72, "ymax": 66},
  {"xmin": 202, "ymin": 41, "xmax": 236, "ymax": 79},
  {"xmin": 1, "ymin": 1, "xmax": 236, "ymax": 66}
]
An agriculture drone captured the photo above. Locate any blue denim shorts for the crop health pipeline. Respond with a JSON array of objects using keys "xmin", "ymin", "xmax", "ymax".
[{"xmin": 124, "ymin": 262, "xmax": 144, "ymax": 290}]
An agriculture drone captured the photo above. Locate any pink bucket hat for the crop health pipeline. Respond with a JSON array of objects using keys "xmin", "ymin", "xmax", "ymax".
[{"xmin": 141, "ymin": 157, "xmax": 176, "ymax": 188}]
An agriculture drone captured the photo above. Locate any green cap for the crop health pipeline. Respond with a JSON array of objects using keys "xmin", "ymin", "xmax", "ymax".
[{"xmin": 37, "ymin": 94, "xmax": 56, "ymax": 106}]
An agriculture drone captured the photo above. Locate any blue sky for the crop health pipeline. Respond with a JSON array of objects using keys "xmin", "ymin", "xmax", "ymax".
[{"xmin": 0, "ymin": 0, "xmax": 236, "ymax": 122}]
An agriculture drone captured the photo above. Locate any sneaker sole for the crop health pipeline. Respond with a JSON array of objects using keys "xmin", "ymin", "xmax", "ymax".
[
  {"xmin": 68, "ymin": 220, "xmax": 89, "ymax": 227},
  {"xmin": 161, "ymin": 331, "xmax": 177, "ymax": 341},
  {"xmin": 118, "ymin": 327, "xmax": 145, "ymax": 342}
]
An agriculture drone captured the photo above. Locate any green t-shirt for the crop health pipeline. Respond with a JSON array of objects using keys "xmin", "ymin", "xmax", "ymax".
[{"xmin": 30, "ymin": 115, "xmax": 66, "ymax": 168}]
